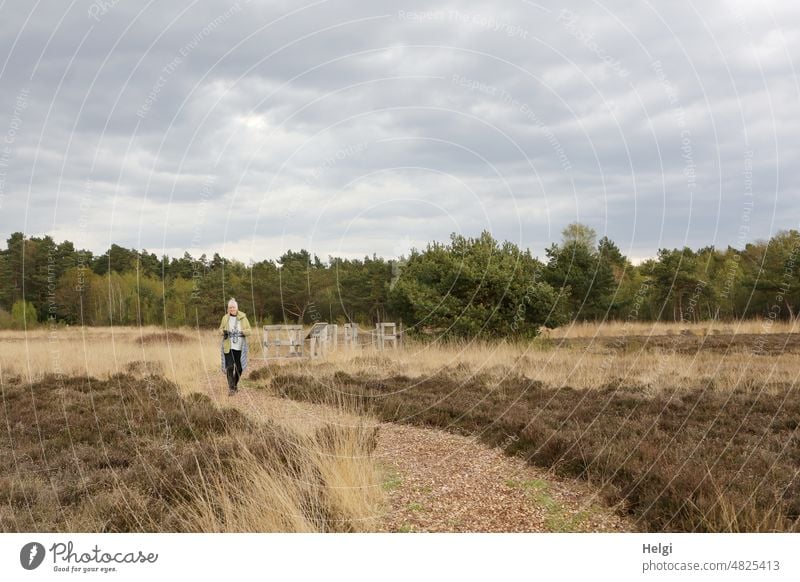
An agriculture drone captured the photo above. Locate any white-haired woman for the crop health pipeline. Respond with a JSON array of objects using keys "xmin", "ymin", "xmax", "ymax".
[{"xmin": 219, "ymin": 298, "xmax": 251, "ymax": 395}]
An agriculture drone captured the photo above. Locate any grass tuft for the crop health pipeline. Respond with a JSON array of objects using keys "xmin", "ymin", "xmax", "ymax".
[{"xmin": 0, "ymin": 373, "xmax": 381, "ymax": 532}]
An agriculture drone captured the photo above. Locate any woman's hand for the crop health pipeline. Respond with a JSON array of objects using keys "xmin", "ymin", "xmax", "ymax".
[{"xmin": 222, "ymin": 330, "xmax": 230, "ymax": 339}]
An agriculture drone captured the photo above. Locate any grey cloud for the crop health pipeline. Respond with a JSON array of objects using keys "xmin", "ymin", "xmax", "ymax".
[{"xmin": 1, "ymin": 0, "xmax": 798, "ymax": 262}]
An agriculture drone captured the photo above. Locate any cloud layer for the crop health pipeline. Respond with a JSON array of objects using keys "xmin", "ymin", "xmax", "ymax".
[{"xmin": 1, "ymin": 0, "xmax": 797, "ymax": 263}]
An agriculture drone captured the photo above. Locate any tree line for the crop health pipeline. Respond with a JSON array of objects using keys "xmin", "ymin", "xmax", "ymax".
[{"xmin": 1, "ymin": 224, "xmax": 798, "ymax": 338}]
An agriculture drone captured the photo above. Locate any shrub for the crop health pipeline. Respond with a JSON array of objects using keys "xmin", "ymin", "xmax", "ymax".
[
  {"xmin": 0, "ymin": 308, "xmax": 12, "ymax": 328},
  {"xmin": 0, "ymin": 373, "xmax": 380, "ymax": 532},
  {"xmin": 267, "ymin": 368, "xmax": 800, "ymax": 532},
  {"xmin": 389, "ymin": 231, "xmax": 567, "ymax": 340},
  {"xmin": 10, "ymin": 300, "xmax": 37, "ymax": 328}
]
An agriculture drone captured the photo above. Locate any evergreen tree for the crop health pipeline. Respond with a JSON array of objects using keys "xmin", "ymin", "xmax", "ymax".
[{"xmin": 390, "ymin": 231, "xmax": 565, "ymax": 339}]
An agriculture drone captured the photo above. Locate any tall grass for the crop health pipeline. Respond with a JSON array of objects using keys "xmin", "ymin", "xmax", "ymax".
[
  {"xmin": 0, "ymin": 326, "xmax": 256, "ymax": 394},
  {"xmin": 174, "ymin": 424, "xmax": 382, "ymax": 533},
  {"xmin": 3, "ymin": 321, "xmax": 798, "ymax": 532},
  {"xmin": 543, "ymin": 318, "xmax": 800, "ymax": 338},
  {"xmin": 294, "ymin": 338, "xmax": 800, "ymax": 394},
  {"xmin": 262, "ymin": 366, "xmax": 800, "ymax": 532},
  {"xmin": 0, "ymin": 328, "xmax": 383, "ymax": 533},
  {"xmin": 3, "ymin": 321, "xmax": 798, "ymax": 395}
]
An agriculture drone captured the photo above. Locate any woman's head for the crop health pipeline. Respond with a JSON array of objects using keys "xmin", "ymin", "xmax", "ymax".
[{"xmin": 227, "ymin": 298, "xmax": 238, "ymax": 315}]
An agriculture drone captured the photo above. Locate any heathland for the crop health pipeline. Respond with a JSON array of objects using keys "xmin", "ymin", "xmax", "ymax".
[{"xmin": 2, "ymin": 320, "xmax": 798, "ymax": 532}]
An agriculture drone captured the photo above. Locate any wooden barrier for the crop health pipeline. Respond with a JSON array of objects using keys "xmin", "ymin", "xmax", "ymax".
[
  {"xmin": 262, "ymin": 325, "xmax": 304, "ymax": 359},
  {"xmin": 307, "ymin": 322, "xmax": 329, "ymax": 360},
  {"xmin": 376, "ymin": 322, "xmax": 398, "ymax": 350},
  {"xmin": 263, "ymin": 321, "xmax": 403, "ymax": 359},
  {"xmin": 327, "ymin": 324, "xmax": 338, "ymax": 350},
  {"xmin": 343, "ymin": 323, "xmax": 359, "ymax": 349}
]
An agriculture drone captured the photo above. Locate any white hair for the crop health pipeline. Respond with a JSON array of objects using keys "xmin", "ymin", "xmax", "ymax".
[{"xmin": 227, "ymin": 298, "xmax": 238, "ymax": 308}]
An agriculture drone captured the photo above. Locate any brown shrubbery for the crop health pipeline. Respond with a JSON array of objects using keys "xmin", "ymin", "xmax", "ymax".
[
  {"xmin": 266, "ymin": 369, "xmax": 800, "ymax": 532},
  {"xmin": 0, "ymin": 373, "xmax": 379, "ymax": 532},
  {"xmin": 135, "ymin": 331, "xmax": 191, "ymax": 345},
  {"xmin": 557, "ymin": 332, "xmax": 800, "ymax": 356}
]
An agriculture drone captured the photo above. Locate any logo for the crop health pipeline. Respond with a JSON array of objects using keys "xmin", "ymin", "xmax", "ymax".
[{"xmin": 20, "ymin": 542, "xmax": 46, "ymax": 570}]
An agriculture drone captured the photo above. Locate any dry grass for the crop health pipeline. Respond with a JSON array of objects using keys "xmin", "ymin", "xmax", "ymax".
[
  {"xmin": 543, "ymin": 318, "xmax": 800, "ymax": 339},
  {"xmin": 3, "ymin": 321, "xmax": 799, "ymax": 532},
  {"xmin": 0, "ymin": 371, "xmax": 382, "ymax": 533},
  {"xmin": 283, "ymin": 338, "xmax": 800, "ymax": 395},
  {"xmin": 262, "ymin": 365, "xmax": 800, "ymax": 532},
  {"xmin": 4, "ymin": 321, "xmax": 798, "ymax": 396},
  {"xmin": 175, "ymin": 422, "xmax": 383, "ymax": 533},
  {"xmin": 244, "ymin": 318, "xmax": 800, "ymax": 532},
  {"xmin": 0, "ymin": 327, "xmax": 383, "ymax": 533},
  {"xmin": 0, "ymin": 326, "xmax": 266, "ymax": 395}
]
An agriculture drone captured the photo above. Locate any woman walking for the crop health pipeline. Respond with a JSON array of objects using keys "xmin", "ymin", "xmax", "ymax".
[{"xmin": 219, "ymin": 298, "xmax": 251, "ymax": 395}]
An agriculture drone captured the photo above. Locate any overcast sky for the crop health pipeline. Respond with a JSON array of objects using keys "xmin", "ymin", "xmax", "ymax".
[{"xmin": 0, "ymin": 0, "xmax": 798, "ymax": 264}]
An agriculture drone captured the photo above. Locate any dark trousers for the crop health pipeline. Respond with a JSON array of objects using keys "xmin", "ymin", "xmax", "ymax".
[{"xmin": 225, "ymin": 349, "xmax": 243, "ymax": 390}]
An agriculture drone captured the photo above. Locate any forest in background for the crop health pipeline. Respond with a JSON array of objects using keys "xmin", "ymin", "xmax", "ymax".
[{"xmin": 1, "ymin": 223, "xmax": 798, "ymax": 338}]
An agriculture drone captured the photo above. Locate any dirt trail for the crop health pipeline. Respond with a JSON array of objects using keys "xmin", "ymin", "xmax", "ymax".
[{"xmin": 198, "ymin": 369, "xmax": 632, "ymax": 533}]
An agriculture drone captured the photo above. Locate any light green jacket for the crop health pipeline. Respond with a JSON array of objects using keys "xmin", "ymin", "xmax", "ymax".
[{"xmin": 219, "ymin": 311, "xmax": 252, "ymax": 365}]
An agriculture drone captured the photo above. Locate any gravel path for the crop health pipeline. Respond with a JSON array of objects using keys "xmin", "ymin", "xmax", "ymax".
[
  {"xmin": 374, "ymin": 422, "xmax": 631, "ymax": 532},
  {"xmin": 198, "ymin": 370, "xmax": 632, "ymax": 533}
]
